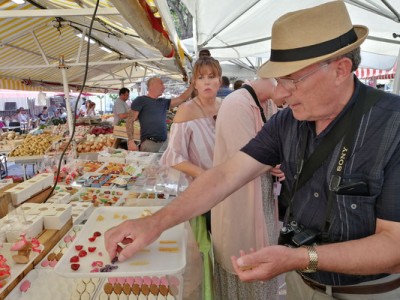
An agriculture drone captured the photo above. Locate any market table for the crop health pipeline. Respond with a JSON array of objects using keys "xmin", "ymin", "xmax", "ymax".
[{"xmin": 7, "ymin": 155, "xmax": 43, "ymax": 180}]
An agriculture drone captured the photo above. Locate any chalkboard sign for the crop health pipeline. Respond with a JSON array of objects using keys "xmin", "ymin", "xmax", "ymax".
[{"xmin": 4, "ymin": 102, "xmax": 16, "ymax": 111}]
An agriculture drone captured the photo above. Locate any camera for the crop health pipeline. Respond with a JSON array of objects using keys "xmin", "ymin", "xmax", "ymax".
[{"xmin": 278, "ymin": 221, "xmax": 321, "ymax": 247}]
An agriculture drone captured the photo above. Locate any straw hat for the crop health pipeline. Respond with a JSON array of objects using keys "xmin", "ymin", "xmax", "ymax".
[{"xmin": 258, "ymin": 1, "xmax": 368, "ymax": 78}]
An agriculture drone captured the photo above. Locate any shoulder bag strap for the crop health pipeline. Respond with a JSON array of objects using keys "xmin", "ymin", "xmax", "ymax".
[{"xmin": 241, "ymin": 85, "xmax": 267, "ymax": 123}]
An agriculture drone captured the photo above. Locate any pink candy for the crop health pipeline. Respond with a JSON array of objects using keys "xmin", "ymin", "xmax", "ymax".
[
  {"xmin": 134, "ymin": 276, "xmax": 143, "ymax": 285},
  {"xmin": 143, "ymin": 276, "xmax": 151, "ymax": 286},
  {"xmin": 20, "ymin": 280, "xmax": 31, "ymax": 293},
  {"xmin": 151, "ymin": 276, "xmax": 160, "ymax": 286},
  {"xmin": 160, "ymin": 276, "xmax": 169, "ymax": 286},
  {"xmin": 117, "ymin": 277, "xmax": 126, "ymax": 285},
  {"xmin": 168, "ymin": 275, "xmax": 180, "ymax": 286},
  {"xmin": 63, "ymin": 235, "xmax": 72, "ymax": 243},
  {"xmin": 40, "ymin": 259, "xmax": 50, "ymax": 267},
  {"xmin": 126, "ymin": 277, "xmax": 135, "ymax": 286},
  {"xmin": 49, "ymin": 260, "xmax": 58, "ymax": 268},
  {"xmin": 108, "ymin": 277, "xmax": 117, "ymax": 284}
]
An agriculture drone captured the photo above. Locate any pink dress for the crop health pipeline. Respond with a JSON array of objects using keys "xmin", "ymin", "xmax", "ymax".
[{"xmin": 159, "ymin": 117, "xmax": 216, "ymax": 183}]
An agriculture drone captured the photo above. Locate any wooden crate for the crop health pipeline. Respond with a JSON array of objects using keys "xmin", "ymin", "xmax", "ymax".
[
  {"xmin": 0, "ymin": 183, "xmax": 18, "ymax": 218},
  {"xmin": 113, "ymin": 125, "xmax": 128, "ymax": 138},
  {"xmin": 0, "ymin": 219, "xmax": 72, "ymax": 299},
  {"xmin": 113, "ymin": 122, "xmax": 140, "ymax": 140}
]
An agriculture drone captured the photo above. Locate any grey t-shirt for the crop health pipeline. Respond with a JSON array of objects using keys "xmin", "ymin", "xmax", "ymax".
[{"xmin": 113, "ymin": 98, "xmax": 130, "ymax": 125}]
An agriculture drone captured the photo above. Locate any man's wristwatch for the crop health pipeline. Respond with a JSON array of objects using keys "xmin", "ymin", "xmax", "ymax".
[{"xmin": 300, "ymin": 245, "xmax": 318, "ymax": 273}]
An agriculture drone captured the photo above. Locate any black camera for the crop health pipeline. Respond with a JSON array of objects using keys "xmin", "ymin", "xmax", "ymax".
[{"xmin": 278, "ymin": 221, "xmax": 321, "ymax": 247}]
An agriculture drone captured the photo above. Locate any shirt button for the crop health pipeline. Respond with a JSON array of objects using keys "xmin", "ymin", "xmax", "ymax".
[
  {"xmin": 314, "ymin": 192, "xmax": 319, "ymax": 198},
  {"xmin": 351, "ymin": 204, "xmax": 357, "ymax": 209}
]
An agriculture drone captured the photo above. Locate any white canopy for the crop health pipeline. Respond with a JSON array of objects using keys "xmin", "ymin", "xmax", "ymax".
[{"xmin": 181, "ymin": 0, "xmax": 400, "ymax": 71}]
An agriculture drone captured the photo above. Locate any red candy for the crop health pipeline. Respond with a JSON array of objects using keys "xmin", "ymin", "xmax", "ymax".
[
  {"xmin": 70, "ymin": 256, "xmax": 80, "ymax": 263},
  {"xmin": 88, "ymin": 237, "xmax": 96, "ymax": 242},
  {"xmin": 75, "ymin": 245, "xmax": 83, "ymax": 251},
  {"xmin": 93, "ymin": 231, "xmax": 101, "ymax": 237},
  {"xmin": 71, "ymin": 263, "xmax": 80, "ymax": 271},
  {"xmin": 88, "ymin": 247, "xmax": 96, "ymax": 253},
  {"xmin": 78, "ymin": 250, "xmax": 87, "ymax": 257}
]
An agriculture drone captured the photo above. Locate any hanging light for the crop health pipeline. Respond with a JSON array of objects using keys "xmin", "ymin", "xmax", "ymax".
[{"xmin": 11, "ymin": 0, "xmax": 25, "ymax": 4}]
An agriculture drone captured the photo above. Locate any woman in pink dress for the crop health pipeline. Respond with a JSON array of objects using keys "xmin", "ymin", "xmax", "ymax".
[
  {"xmin": 159, "ymin": 56, "xmax": 222, "ymax": 300},
  {"xmin": 160, "ymin": 57, "xmax": 222, "ymax": 183}
]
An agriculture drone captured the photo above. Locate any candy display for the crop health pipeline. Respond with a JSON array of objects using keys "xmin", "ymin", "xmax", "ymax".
[
  {"xmin": 11, "ymin": 234, "xmax": 42, "ymax": 264},
  {"xmin": 38, "ymin": 225, "xmax": 83, "ymax": 269},
  {"xmin": 70, "ymin": 188, "xmax": 126, "ymax": 207},
  {"xmin": 96, "ymin": 275, "xmax": 181, "ymax": 300},
  {"xmin": 0, "ymin": 255, "xmax": 10, "ymax": 288},
  {"xmin": 55, "ymin": 207, "xmax": 186, "ymax": 278}
]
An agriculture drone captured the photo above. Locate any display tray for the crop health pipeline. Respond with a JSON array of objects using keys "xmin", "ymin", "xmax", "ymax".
[
  {"xmin": 0, "ymin": 243, "xmax": 43, "ymax": 296},
  {"xmin": 55, "ymin": 207, "xmax": 186, "ymax": 278},
  {"xmin": 69, "ymin": 187, "xmax": 127, "ymax": 207},
  {"xmin": 6, "ymin": 269, "xmax": 103, "ymax": 300},
  {"xmin": 96, "ymin": 162, "xmax": 140, "ymax": 176},
  {"xmin": 74, "ymin": 173, "xmax": 140, "ymax": 189},
  {"xmin": 76, "ymin": 160, "xmax": 105, "ymax": 173},
  {"xmin": 123, "ymin": 190, "xmax": 173, "ymax": 207}
]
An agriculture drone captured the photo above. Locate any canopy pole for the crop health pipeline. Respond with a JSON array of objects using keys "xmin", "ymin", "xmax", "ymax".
[
  {"xmin": 60, "ymin": 68, "xmax": 74, "ymax": 137},
  {"xmin": 392, "ymin": 49, "xmax": 400, "ymax": 95}
]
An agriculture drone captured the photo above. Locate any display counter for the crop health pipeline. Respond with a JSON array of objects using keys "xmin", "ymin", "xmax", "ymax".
[{"xmin": 0, "ymin": 154, "xmax": 203, "ymax": 300}]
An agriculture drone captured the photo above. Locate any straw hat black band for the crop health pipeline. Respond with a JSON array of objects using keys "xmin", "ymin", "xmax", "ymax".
[{"xmin": 270, "ymin": 28, "xmax": 358, "ymax": 62}]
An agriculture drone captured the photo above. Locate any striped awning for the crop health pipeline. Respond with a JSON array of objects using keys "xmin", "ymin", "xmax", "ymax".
[
  {"xmin": 0, "ymin": 78, "xmax": 45, "ymax": 91},
  {"xmin": 0, "ymin": 0, "xmax": 190, "ymax": 91},
  {"xmin": 355, "ymin": 65, "xmax": 397, "ymax": 80}
]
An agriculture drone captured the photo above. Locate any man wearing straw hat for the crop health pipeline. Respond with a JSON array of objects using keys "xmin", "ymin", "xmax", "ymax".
[{"xmin": 105, "ymin": 2, "xmax": 400, "ymax": 299}]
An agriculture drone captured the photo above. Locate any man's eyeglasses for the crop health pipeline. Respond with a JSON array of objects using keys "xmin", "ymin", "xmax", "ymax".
[{"xmin": 275, "ymin": 62, "xmax": 330, "ymax": 91}]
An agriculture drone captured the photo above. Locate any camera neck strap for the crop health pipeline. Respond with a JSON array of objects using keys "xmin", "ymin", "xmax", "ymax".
[
  {"xmin": 241, "ymin": 84, "xmax": 267, "ymax": 123},
  {"xmin": 286, "ymin": 85, "xmax": 382, "ymax": 240}
]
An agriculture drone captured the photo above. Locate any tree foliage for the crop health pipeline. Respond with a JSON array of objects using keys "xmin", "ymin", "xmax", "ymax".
[{"xmin": 166, "ymin": 0, "xmax": 193, "ymax": 39}]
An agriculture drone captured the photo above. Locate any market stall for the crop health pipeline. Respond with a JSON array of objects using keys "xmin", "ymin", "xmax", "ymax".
[{"xmin": 0, "ymin": 150, "xmax": 201, "ymax": 300}]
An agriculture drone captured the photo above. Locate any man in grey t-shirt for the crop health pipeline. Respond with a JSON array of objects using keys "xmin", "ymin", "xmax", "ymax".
[{"xmin": 113, "ymin": 87, "xmax": 130, "ymax": 125}]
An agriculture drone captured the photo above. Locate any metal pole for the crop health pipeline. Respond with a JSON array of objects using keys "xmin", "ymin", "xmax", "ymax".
[{"xmin": 60, "ymin": 68, "xmax": 74, "ymax": 136}]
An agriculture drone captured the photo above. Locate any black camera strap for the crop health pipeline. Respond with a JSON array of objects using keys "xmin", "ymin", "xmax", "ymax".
[
  {"xmin": 241, "ymin": 84, "xmax": 267, "ymax": 123},
  {"xmin": 321, "ymin": 87, "xmax": 383, "ymax": 241},
  {"xmin": 286, "ymin": 85, "xmax": 383, "ymax": 241}
]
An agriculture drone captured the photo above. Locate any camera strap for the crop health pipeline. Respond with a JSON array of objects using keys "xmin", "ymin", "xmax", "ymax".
[
  {"xmin": 285, "ymin": 85, "xmax": 383, "ymax": 239},
  {"xmin": 321, "ymin": 86, "xmax": 384, "ymax": 241}
]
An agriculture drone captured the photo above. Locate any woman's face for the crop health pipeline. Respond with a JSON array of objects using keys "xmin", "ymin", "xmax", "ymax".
[{"xmin": 194, "ymin": 66, "xmax": 221, "ymax": 98}]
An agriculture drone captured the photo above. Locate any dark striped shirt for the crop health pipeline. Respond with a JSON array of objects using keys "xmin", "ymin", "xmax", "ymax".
[{"xmin": 241, "ymin": 78, "xmax": 400, "ymax": 285}]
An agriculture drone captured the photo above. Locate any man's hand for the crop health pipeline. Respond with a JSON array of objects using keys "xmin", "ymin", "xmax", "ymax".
[
  {"xmin": 231, "ymin": 245, "xmax": 304, "ymax": 282},
  {"xmin": 270, "ymin": 164, "xmax": 285, "ymax": 181},
  {"xmin": 128, "ymin": 140, "xmax": 138, "ymax": 151},
  {"xmin": 104, "ymin": 216, "xmax": 161, "ymax": 262}
]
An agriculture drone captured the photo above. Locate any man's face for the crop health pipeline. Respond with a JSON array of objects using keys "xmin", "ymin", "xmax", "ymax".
[
  {"xmin": 120, "ymin": 92, "xmax": 130, "ymax": 101},
  {"xmin": 150, "ymin": 79, "xmax": 165, "ymax": 97},
  {"xmin": 275, "ymin": 61, "xmax": 338, "ymax": 121}
]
